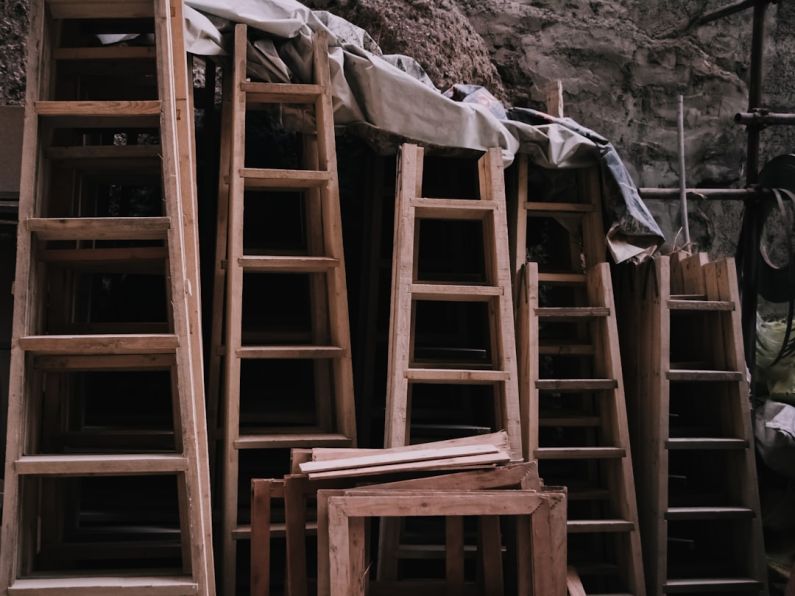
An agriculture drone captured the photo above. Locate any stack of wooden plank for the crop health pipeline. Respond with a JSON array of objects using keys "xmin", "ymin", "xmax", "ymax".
[{"xmin": 249, "ymin": 432, "xmax": 567, "ymax": 595}]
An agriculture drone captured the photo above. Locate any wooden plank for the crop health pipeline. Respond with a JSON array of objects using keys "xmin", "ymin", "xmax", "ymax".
[
  {"xmin": 33, "ymin": 353, "xmax": 173, "ymax": 371},
  {"xmin": 242, "ymin": 81, "xmax": 322, "ymax": 104},
  {"xmin": 665, "ymin": 437, "xmax": 747, "ymax": 450},
  {"xmin": 8, "ymin": 577, "xmax": 197, "ymax": 595},
  {"xmin": 664, "ymin": 506, "xmax": 754, "ymax": 520},
  {"xmin": 566, "ymin": 519, "xmax": 634, "ymax": 533},
  {"xmin": 312, "ymin": 431, "xmax": 510, "ymax": 461},
  {"xmin": 534, "ymin": 306, "xmax": 610, "ymax": 319},
  {"xmin": 241, "ymin": 168, "xmax": 331, "ymax": 190},
  {"xmin": 411, "ymin": 198, "xmax": 496, "ymax": 220},
  {"xmin": 534, "ymin": 447, "xmax": 625, "ymax": 460},
  {"xmin": 19, "ymin": 334, "xmax": 178, "ymax": 354},
  {"xmin": 250, "ymin": 480, "xmax": 272, "ymax": 596},
  {"xmin": 307, "ymin": 452, "xmax": 509, "ymax": 480},
  {"xmin": 445, "ymin": 517, "xmax": 465, "ymax": 595},
  {"xmin": 238, "ymin": 255, "xmax": 338, "ymax": 272},
  {"xmin": 40, "ymin": 246, "xmax": 167, "ymax": 269},
  {"xmin": 410, "ymin": 283, "xmax": 501, "ymax": 301},
  {"xmin": 405, "ymin": 368, "xmax": 509, "ymax": 383},
  {"xmin": 537, "ymin": 272, "xmax": 586, "ymax": 284},
  {"xmin": 663, "ymin": 578, "xmax": 763, "ymax": 593},
  {"xmin": 14, "ymin": 454, "xmax": 187, "ymax": 475},
  {"xmin": 666, "ymin": 369, "xmax": 744, "ymax": 382},
  {"xmin": 299, "ymin": 444, "xmax": 500, "ymax": 474},
  {"xmin": 236, "ymin": 345, "xmax": 343, "ymax": 359},
  {"xmin": 524, "ymin": 201, "xmax": 593, "ymax": 213},
  {"xmin": 535, "ymin": 378, "xmax": 617, "ymax": 391},
  {"xmin": 566, "ymin": 567, "xmax": 587, "ymax": 596},
  {"xmin": 27, "ymin": 217, "xmax": 170, "ymax": 240},
  {"xmin": 667, "ymin": 299, "xmax": 734, "ymax": 311},
  {"xmin": 235, "ymin": 433, "xmax": 352, "ymax": 449},
  {"xmin": 35, "ymin": 100, "xmax": 160, "ymax": 117}
]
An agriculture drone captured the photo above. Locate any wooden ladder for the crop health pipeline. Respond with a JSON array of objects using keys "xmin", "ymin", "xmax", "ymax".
[
  {"xmin": 0, "ymin": 0, "xmax": 214, "ymax": 594},
  {"xmin": 619, "ymin": 254, "xmax": 767, "ymax": 596},
  {"xmin": 216, "ymin": 24, "xmax": 357, "ymax": 595},
  {"xmin": 385, "ymin": 143, "xmax": 523, "ymax": 458},
  {"xmin": 511, "ymin": 155, "xmax": 644, "ymax": 594}
]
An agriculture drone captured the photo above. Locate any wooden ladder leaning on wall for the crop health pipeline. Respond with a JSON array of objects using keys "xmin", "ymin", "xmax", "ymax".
[
  {"xmin": 618, "ymin": 253, "xmax": 767, "ymax": 596},
  {"xmin": 379, "ymin": 144, "xmax": 523, "ymax": 584},
  {"xmin": 0, "ymin": 0, "xmax": 214, "ymax": 594},
  {"xmin": 511, "ymin": 148, "xmax": 645, "ymax": 594},
  {"xmin": 211, "ymin": 23, "xmax": 357, "ymax": 596}
]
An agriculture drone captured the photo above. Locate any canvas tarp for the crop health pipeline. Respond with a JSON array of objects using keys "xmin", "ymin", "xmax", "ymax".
[{"xmin": 183, "ymin": 0, "xmax": 665, "ymax": 263}]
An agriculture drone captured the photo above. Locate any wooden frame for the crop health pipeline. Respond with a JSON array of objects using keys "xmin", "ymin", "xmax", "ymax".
[
  {"xmin": 324, "ymin": 489, "xmax": 566, "ymax": 596},
  {"xmin": 618, "ymin": 254, "xmax": 767, "ymax": 596}
]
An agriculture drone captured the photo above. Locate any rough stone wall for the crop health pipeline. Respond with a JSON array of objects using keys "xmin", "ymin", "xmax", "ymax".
[{"xmin": 2, "ymin": 0, "xmax": 793, "ymax": 254}]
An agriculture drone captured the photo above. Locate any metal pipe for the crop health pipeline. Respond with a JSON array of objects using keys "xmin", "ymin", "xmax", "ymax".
[
  {"xmin": 698, "ymin": 0, "xmax": 757, "ymax": 26},
  {"xmin": 740, "ymin": 0, "xmax": 770, "ymax": 373},
  {"xmin": 735, "ymin": 111, "xmax": 795, "ymax": 125},
  {"xmin": 639, "ymin": 187, "xmax": 766, "ymax": 200},
  {"xmin": 677, "ymin": 95, "xmax": 691, "ymax": 249}
]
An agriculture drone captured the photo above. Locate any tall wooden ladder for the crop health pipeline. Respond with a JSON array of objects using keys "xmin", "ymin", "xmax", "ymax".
[
  {"xmin": 0, "ymin": 0, "xmax": 214, "ymax": 594},
  {"xmin": 511, "ymin": 154, "xmax": 644, "ymax": 594},
  {"xmin": 217, "ymin": 24, "xmax": 357, "ymax": 595},
  {"xmin": 618, "ymin": 254, "xmax": 767, "ymax": 596}
]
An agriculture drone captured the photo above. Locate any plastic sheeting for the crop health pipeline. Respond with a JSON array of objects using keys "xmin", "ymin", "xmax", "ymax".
[{"xmin": 183, "ymin": 0, "xmax": 664, "ymax": 263}]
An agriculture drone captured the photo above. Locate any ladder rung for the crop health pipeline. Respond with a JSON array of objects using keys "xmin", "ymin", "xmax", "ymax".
[
  {"xmin": 540, "ymin": 415, "xmax": 601, "ymax": 428},
  {"xmin": 54, "ymin": 46, "xmax": 157, "ymax": 61},
  {"xmin": 535, "ymin": 447, "xmax": 625, "ymax": 460},
  {"xmin": 46, "ymin": 144, "xmax": 161, "ymax": 161},
  {"xmin": 669, "ymin": 294, "xmax": 707, "ymax": 300},
  {"xmin": 242, "ymin": 81, "xmax": 323, "ymax": 104},
  {"xmin": 40, "ymin": 246, "xmax": 167, "ymax": 269},
  {"xmin": 8, "ymin": 576, "xmax": 197, "ymax": 595},
  {"xmin": 567, "ymin": 519, "xmax": 634, "ymax": 533},
  {"xmin": 34, "ymin": 354, "xmax": 174, "ymax": 371},
  {"xmin": 535, "ymin": 307, "xmax": 610, "ymax": 319},
  {"xmin": 537, "ymin": 272, "xmax": 587, "ymax": 284},
  {"xmin": 666, "ymin": 437, "xmax": 748, "ymax": 450},
  {"xmin": 412, "ymin": 198, "xmax": 496, "ymax": 220},
  {"xmin": 35, "ymin": 100, "xmax": 161, "ymax": 125},
  {"xmin": 536, "ymin": 379, "xmax": 617, "ymax": 391},
  {"xmin": 233, "ymin": 522, "xmax": 316, "ymax": 540},
  {"xmin": 663, "ymin": 578, "xmax": 763, "ymax": 593},
  {"xmin": 667, "ymin": 299, "xmax": 735, "ymax": 311},
  {"xmin": 241, "ymin": 168, "xmax": 331, "ymax": 190},
  {"xmin": 238, "ymin": 255, "xmax": 338, "ymax": 272},
  {"xmin": 236, "ymin": 345, "xmax": 343, "ymax": 359},
  {"xmin": 667, "ymin": 369, "xmax": 744, "ymax": 382},
  {"xmin": 539, "ymin": 343, "xmax": 595, "ymax": 356},
  {"xmin": 665, "ymin": 506, "xmax": 754, "ymax": 520},
  {"xmin": 525, "ymin": 201, "xmax": 594, "ymax": 214},
  {"xmin": 27, "ymin": 217, "xmax": 170, "ymax": 240},
  {"xmin": 235, "ymin": 433, "xmax": 352, "ymax": 449},
  {"xmin": 45, "ymin": 0, "xmax": 155, "ymax": 19},
  {"xmin": 19, "ymin": 334, "xmax": 178, "ymax": 355},
  {"xmin": 14, "ymin": 454, "xmax": 188, "ymax": 476},
  {"xmin": 410, "ymin": 283, "xmax": 501, "ymax": 301},
  {"xmin": 405, "ymin": 368, "xmax": 509, "ymax": 384}
]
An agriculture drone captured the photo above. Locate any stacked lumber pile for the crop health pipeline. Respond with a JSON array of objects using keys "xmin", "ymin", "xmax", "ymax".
[{"xmin": 250, "ymin": 432, "xmax": 567, "ymax": 596}]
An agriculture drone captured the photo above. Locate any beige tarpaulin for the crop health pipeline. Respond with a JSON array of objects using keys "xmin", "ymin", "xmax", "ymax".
[{"xmin": 183, "ymin": 0, "xmax": 664, "ymax": 262}]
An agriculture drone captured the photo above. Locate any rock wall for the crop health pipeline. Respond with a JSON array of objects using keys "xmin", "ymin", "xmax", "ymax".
[{"xmin": 3, "ymin": 0, "xmax": 794, "ymax": 255}]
